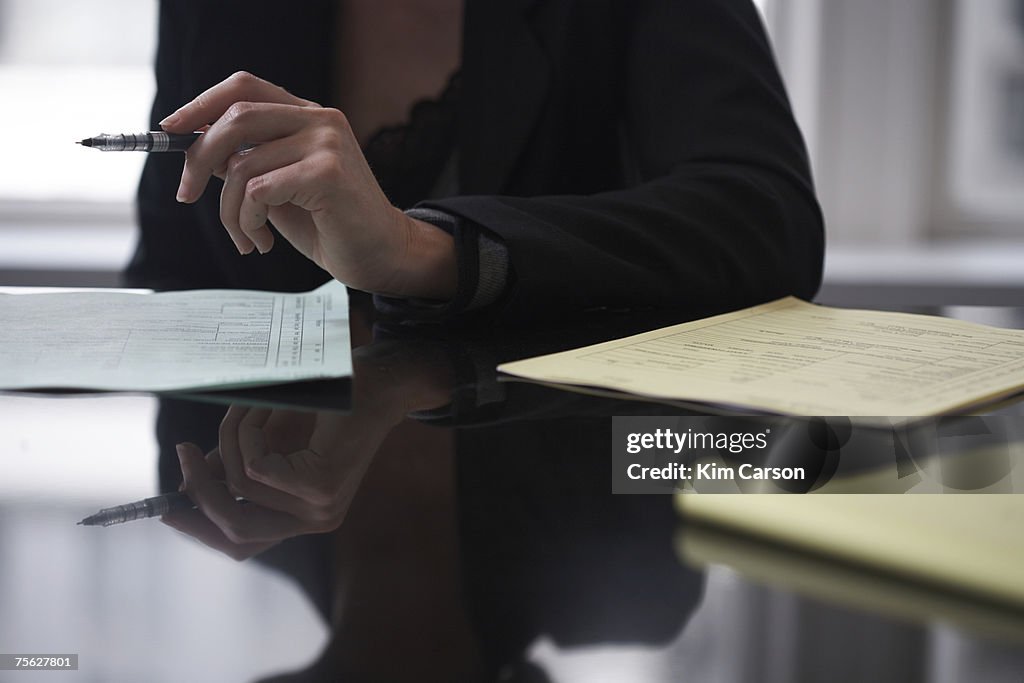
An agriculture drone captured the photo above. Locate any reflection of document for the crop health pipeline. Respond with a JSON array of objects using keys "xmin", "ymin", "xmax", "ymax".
[
  {"xmin": 498, "ymin": 297, "xmax": 1024, "ymax": 416},
  {"xmin": 0, "ymin": 280, "xmax": 351, "ymax": 391}
]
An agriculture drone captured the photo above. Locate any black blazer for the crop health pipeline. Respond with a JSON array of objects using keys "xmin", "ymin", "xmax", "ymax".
[{"xmin": 129, "ymin": 0, "xmax": 824, "ymax": 320}]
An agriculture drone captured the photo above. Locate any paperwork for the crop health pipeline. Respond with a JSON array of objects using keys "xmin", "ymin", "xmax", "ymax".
[
  {"xmin": 676, "ymin": 493, "xmax": 1024, "ymax": 611},
  {"xmin": 498, "ymin": 297, "xmax": 1024, "ymax": 416},
  {"xmin": 675, "ymin": 495, "xmax": 1024, "ymax": 640},
  {"xmin": 0, "ymin": 280, "xmax": 351, "ymax": 391}
]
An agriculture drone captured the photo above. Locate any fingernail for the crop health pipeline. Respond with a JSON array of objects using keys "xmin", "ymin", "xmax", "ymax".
[
  {"xmin": 159, "ymin": 112, "xmax": 180, "ymax": 128},
  {"xmin": 175, "ymin": 183, "xmax": 188, "ymax": 203}
]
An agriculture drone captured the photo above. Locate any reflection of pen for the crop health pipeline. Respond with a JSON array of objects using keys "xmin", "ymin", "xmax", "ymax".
[
  {"xmin": 78, "ymin": 491, "xmax": 195, "ymax": 527},
  {"xmin": 76, "ymin": 131, "xmax": 202, "ymax": 152}
]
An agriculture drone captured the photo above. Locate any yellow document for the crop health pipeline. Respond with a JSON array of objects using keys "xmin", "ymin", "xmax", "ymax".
[
  {"xmin": 675, "ymin": 494, "xmax": 1024, "ymax": 612},
  {"xmin": 675, "ymin": 495, "xmax": 1024, "ymax": 640},
  {"xmin": 498, "ymin": 297, "xmax": 1024, "ymax": 416}
]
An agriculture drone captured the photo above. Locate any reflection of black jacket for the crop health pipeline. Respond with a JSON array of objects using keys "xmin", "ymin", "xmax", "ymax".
[
  {"xmin": 156, "ymin": 398, "xmax": 703, "ymax": 682},
  {"xmin": 458, "ymin": 417, "xmax": 703, "ymax": 678},
  {"xmin": 130, "ymin": 0, "xmax": 823, "ymax": 319}
]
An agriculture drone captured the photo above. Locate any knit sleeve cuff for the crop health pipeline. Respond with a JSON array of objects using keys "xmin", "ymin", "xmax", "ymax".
[{"xmin": 373, "ymin": 207, "xmax": 510, "ymax": 320}]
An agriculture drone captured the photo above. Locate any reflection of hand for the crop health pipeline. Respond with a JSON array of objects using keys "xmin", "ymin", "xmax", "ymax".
[
  {"xmin": 163, "ymin": 444, "xmax": 276, "ymax": 561},
  {"xmin": 164, "ymin": 403, "xmax": 387, "ymax": 560},
  {"xmin": 164, "ymin": 340, "xmax": 456, "ymax": 560},
  {"xmin": 162, "ymin": 71, "xmax": 456, "ymax": 299}
]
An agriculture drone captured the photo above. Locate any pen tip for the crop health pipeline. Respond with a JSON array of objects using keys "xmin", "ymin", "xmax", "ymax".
[{"xmin": 76, "ymin": 139, "xmax": 92, "ymax": 147}]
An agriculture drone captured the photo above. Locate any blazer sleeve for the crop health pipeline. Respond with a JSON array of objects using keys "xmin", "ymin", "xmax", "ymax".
[{"xmin": 422, "ymin": 0, "xmax": 825, "ymax": 320}]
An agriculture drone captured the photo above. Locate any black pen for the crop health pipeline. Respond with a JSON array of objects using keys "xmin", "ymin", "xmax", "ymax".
[
  {"xmin": 78, "ymin": 491, "xmax": 195, "ymax": 527},
  {"xmin": 77, "ymin": 131, "xmax": 201, "ymax": 152}
]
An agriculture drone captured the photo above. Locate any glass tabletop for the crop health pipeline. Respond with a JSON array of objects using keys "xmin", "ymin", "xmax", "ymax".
[{"xmin": 1, "ymin": 302, "xmax": 1022, "ymax": 682}]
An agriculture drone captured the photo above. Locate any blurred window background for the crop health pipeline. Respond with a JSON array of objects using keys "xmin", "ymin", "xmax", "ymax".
[
  {"xmin": 764, "ymin": 0, "xmax": 1024, "ymax": 309},
  {"xmin": 0, "ymin": 0, "xmax": 1022, "ymax": 302},
  {"xmin": 0, "ymin": 0, "xmax": 156, "ymax": 284},
  {"xmin": 773, "ymin": 0, "xmax": 1024, "ymax": 243}
]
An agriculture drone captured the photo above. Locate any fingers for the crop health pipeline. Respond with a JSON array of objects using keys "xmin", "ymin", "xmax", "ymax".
[
  {"xmin": 177, "ymin": 102, "xmax": 316, "ymax": 204},
  {"xmin": 217, "ymin": 139, "xmax": 305, "ymax": 254},
  {"xmin": 213, "ymin": 155, "xmax": 340, "ymax": 267},
  {"xmin": 204, "ymin": 447, "xmax": 227, "ymax": 480},
  {"xmin": 217, "ymin": 406, "xmax": 304, "ymax": 511},
  {"xmin": 170, "ymin": 441, "xmax": 305, "ymax": 550},
  {"xmin": 217, "ymin": 406, "xmax": 337, "ymax": 521},
  {"xmin": 175, "ymin": 442, "xmax": 237, "ymax": 511},
  {"xmin": 159, "ymin": 71, "xmax": 316, "ymax": 134},
  {"xmin": 252, "ymin": 412, "xmax": 374, "ymax": 508},
  {"xmin": 218, "ymin": 405, "xmax": 369, "ymax": 529},
  {"xmin": 243, "ymin": 153, "xmax": 343, "ymax": 213},
  {"xmin": 162, "ymin": 509, "xmax": 275, "ymax": 561},
  {"xmin": 240, "ymin": 447, "xmax": 332, "ymax": 501},
  {"xmin": 232, "ymin": 409, "xmax": 321, "ymax": 498}
]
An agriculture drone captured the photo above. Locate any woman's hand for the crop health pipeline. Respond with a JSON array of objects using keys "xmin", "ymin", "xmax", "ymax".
[{"xmin": 161, "ymin": 71, "xmax": 456, "ymax": 299}]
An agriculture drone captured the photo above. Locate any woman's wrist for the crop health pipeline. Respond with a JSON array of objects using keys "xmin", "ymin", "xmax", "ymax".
[{"xmin": 384, "ymin": 209, "xmax": 458, "ymax": 301}]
